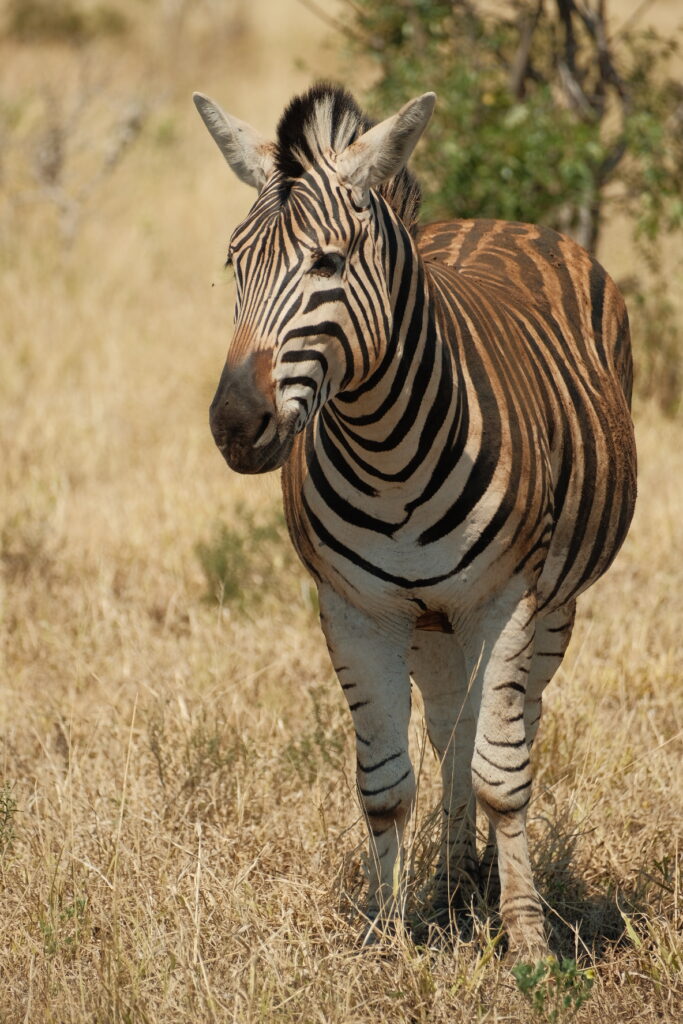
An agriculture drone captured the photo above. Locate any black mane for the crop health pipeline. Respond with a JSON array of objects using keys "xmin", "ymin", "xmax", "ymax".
[{"xmin": 275, "ymin": 82, "xmax": 423, "ymax": 235}]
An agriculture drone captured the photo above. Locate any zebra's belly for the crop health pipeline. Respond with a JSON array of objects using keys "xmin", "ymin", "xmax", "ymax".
[{"xmin": 536, "ymin": 489, "xmax": 635, "ymax": 613}]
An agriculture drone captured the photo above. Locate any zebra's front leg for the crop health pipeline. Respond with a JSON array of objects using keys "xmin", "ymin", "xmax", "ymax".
[
  {"xmin": 409, "ymin": 630, "xmax": 478, "ymax": 911},
  {"xmin": 469, "ymin": 589, "xmax": 547, "ymax": 958},
  {"xmin": 318, "ymin": 585, "xmax": 415, "ymax": 924}
]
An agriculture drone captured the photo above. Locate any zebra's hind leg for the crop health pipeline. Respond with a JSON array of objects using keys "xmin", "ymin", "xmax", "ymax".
[
  {"xmin": 409, "ymin": 630, "xmax": 479, "ymax": 920},
  {"xmin": 317, "ymin": 584, "xmax": 415, "ymax": 933},
  {"xmin": 479, "ymin": 600, "xmax": 577, "ymax": 903},
  {"xmin": 524, "ymin": 601, "xmax": 576, "ymax": 749},
  {"xmin": 469, "ymin": 587, "xmax": 548, "ymax": 958}
]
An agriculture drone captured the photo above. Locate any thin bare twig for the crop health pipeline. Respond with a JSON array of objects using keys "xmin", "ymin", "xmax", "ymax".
[
  {"xmin": 297, "ymin": 0, "xmax": 364, "ymax": 44},
  {"xmin": 509, "ymin": 0, "xmax": 545, "ymax": 100},
  {"xmin": 610, "ymin": 0, "xmax": 658, "ymax": 40}
]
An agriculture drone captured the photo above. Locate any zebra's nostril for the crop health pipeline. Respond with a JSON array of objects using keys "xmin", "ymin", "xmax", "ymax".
[
  {"xmin": 255, "ymin": 412, "xmax": 271, "ymax": 437},
  {"xmin": 252, "ymin": 411, "xmax": 277, "ymax": 449}
]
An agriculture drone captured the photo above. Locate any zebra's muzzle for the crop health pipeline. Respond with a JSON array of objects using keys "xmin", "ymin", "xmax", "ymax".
[
  {"xmin": 209, "ymin": 349, "xmax": 297, "ymax": 475},
  {"xmin": 217, "ymin": 428, "xmax": 295, "ymax": 475}
]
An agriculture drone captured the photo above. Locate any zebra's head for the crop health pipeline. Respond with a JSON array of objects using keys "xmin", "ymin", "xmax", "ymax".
[{"xmin": 194, "ymin": 83, "xmax": 435, "ymax": 474}]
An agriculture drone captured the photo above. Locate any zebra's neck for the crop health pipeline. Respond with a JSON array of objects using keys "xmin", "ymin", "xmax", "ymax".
[{"xmin": 321, "ymin": 211, "xmax": 464, "ymax": 494}]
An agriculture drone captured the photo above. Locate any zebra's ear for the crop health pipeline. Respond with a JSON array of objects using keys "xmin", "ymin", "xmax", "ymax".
[
  {"xmin": 336, "ymin": 92, "xmax": 436, "ymax": 198},
  {"xmin": 193, "ymin": 92, "xmax": 275, "ymax": 191}
]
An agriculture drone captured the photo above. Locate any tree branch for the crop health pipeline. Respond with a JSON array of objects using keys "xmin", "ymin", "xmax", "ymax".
[
  {"xmin": 509, "ymin": 0, "xmax": 545, "ymax": 100},
  {"xmin": 299, "ymin": 0, "xmax": 364, "ymax": 44}
]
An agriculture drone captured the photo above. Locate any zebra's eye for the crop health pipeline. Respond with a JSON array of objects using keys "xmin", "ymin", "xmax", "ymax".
[{"xmin": 310, "ymin": 251, "xmax": 344, "ymax": 278}]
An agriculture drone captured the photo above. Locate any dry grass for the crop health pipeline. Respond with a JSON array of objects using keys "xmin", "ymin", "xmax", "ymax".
[{"xmin": 1, "ymin": 2, "xmax": 681, "ymax": 1021}]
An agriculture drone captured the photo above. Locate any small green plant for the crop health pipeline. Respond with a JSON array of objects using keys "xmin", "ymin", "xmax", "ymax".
[
  {"xmin": 39, "ymin": 896, "xmax": 88, "ymax": 957},
  {"xmin": 512, "ymin": 957, "xmax": 595, "ymax": 1022},
  {"xmin": 195, "ymin": 504, "xmax": 299, "ymax": 609},
  {"xmin": 1, "ymin": 516, "xmax": 56, "ymax": 584},
  {"xmin": 0, "ymin": 784, "xmax": 17, "ymax": 854},
  {"xmin": 195, "ymin": 520, "xmax": 252, "ymax": 604}
]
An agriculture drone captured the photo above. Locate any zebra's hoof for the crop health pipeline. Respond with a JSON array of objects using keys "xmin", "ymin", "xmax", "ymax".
[
  {"xmin": 358, "ymin": 907, "xmax": 404, "ymax": 948},
  {"xmin": 504, "ymin": 938, "xmax": 551, "ymax": 966}
]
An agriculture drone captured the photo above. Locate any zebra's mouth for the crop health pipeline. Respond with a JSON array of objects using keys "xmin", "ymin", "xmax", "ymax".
[{"xmin": 216, "ymin": 425, "xmax": 296, "ymax": 475}]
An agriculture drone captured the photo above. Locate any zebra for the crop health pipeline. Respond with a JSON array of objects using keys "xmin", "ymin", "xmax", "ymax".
[{"xmin": 193, "ymin": 82, "xmax": 637, "ymax": 957}]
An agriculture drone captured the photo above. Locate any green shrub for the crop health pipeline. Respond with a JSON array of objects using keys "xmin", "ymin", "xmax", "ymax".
[
  {"xmin": 512, "ymin": 957, "xmax": 595, "ymax": 1022},
  {"xmin": 345, "ymin": 1, "xmax": 682, "ymax": 242},
  {"xmin": 342, "ymin": 0, "xmax": 683, "ymax": 411},
  {"xmin": 195, "ymin": 504, "xmax": 303, "ymax": 610}
]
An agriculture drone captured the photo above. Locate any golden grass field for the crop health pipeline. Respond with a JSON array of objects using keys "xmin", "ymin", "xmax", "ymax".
[{"xmin": 0, "ymin": 1, "xmax": 681, "ymax": 1020}]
